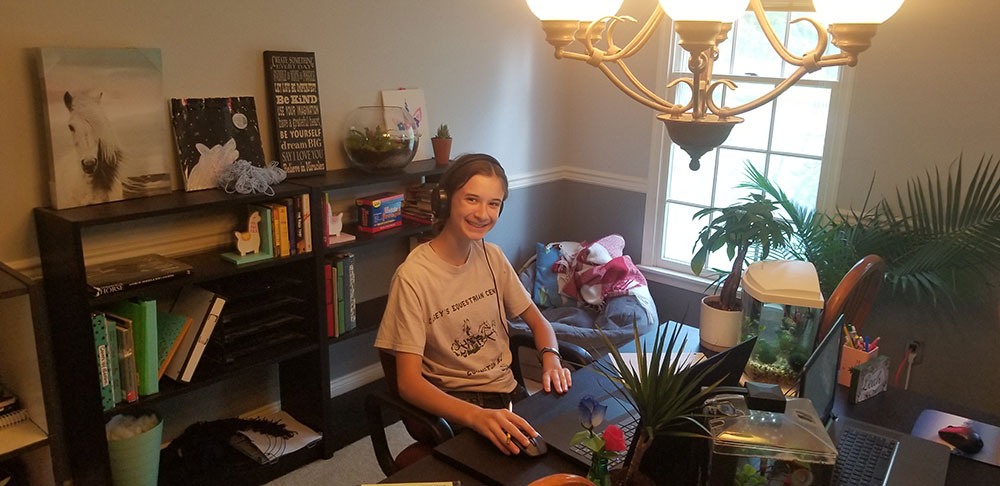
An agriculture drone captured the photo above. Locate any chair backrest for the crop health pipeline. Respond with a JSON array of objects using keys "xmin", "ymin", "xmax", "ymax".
[
  {"xmin": 816, "ymin": 255, "xmax": 887, "ymax": 346},
  {"xmin": 527, "ymin": 473, "xmax": 597, "ymax": 486}
]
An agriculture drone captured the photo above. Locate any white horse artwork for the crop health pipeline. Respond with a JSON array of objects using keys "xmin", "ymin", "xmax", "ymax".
[
  {"xmin": 64, "ymin": 90, "xmax": 124, "ymax": 204},
  {"xmin": 187, "ymin": 138, "xmax": 239, "ymax": 191}
]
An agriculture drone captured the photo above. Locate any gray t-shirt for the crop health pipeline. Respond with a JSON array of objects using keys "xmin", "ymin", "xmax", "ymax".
[{"xmin": 375, "ymin": 241, "xmax": 532, "ymax": 393}]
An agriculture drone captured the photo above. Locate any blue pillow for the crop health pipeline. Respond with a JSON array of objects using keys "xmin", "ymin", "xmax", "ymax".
[{"xmin": 533, "ymin": 242, "xmax": 563, "ymax": 308}]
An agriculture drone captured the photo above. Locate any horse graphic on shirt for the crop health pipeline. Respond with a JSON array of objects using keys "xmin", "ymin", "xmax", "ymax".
[{"xmin": 450, "ymin": 319, "xmax": 497, "ymax": 358}]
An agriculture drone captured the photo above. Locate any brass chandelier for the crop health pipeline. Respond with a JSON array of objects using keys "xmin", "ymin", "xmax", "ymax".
[{"xmin": 525, "ymin": 0, "xmax": 905, "ymax": 169}]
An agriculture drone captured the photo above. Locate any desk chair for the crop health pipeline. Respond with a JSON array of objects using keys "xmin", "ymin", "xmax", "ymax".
[
  {"xmin": 816, "ymin": 254, "xmax": 886, "ymax": 346},
  {"xmin": 365, "ymin": 332, "xmax": 594, "ymax": 476}
]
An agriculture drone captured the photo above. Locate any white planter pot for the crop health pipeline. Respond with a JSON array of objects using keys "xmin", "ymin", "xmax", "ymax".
[{"xmin": 700, "ymin": 295, "xmax": 743, "ymax": 352}]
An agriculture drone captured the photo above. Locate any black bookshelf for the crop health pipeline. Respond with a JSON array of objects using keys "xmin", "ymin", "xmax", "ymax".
[{"xmin": 32, "ymin": 162, "xmax": 447, "ymax": 485}]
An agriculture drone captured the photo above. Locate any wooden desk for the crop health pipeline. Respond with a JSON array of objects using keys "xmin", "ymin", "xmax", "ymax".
[{"xmin": 383, "ymin": 322, "xmax": 1000, "ymax": 485}]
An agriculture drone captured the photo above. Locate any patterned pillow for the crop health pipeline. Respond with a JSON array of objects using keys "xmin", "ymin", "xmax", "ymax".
[{"xmin": 533, "ymin": 242, "xmax": 563, "ymax": 308}]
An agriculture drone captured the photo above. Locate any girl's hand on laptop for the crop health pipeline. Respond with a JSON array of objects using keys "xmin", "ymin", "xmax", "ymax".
[
  {"xmin": 541, "ymin": 359, "xmax": 572, "ymax": 394},
  {"xmin": 471, "ymin": 406, "xmax": 536, "ymax": 455}
]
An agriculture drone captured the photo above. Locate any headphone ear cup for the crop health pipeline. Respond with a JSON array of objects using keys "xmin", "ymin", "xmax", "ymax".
[{"xmin": 431, "ymin": 187, "xmax": 448, "ymax": 219}]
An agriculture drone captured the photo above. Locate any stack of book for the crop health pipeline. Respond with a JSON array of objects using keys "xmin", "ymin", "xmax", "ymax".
[
  {"xmin": 402, "ymin": 183, "xmax": 436, "ymax": 225},
  {"xmin": 91, "ymin": 287, "xmax": 226, "ymax": 410},
  {"xmin": 223, "ymin": 196, "xmax": 313, "ymax": 265},
  {"xmin": 324, "ymin": 252, "xmax": 357, "ymax": 338}
]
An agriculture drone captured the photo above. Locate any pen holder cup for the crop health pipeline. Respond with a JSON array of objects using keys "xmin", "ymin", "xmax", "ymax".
[
  {"xmin": 107, "ymin": 415, "xmax": 163, "ymax": 486},
  {"xmin": 839, "ymin": 345, "xmax": 879, "ymax": 387}
]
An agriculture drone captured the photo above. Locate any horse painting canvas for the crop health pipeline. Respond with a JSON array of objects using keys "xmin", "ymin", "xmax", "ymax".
[{"xmin": 39, "ymin": 48, "xmax": 173, "ymax": 209}]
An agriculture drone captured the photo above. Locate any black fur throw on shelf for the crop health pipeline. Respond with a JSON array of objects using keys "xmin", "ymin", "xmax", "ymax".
[{"xmin": 160, "ymin": 417, "xmax": 293, "ymax": 485}]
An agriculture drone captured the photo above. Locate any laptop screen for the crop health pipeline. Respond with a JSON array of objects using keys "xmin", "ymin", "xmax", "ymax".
[{"xmin": 799, "ymin": 314, "xmax": 845, "ymax": 424}]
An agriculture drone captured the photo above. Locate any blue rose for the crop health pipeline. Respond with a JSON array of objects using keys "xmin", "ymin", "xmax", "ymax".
[{"xmin": 578, "ymin": 395, "xmax": 607, "ymax": 430}]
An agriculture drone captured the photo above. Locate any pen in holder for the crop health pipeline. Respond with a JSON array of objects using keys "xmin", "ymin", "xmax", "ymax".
[{"xmin": 839, "ymin": 344, "xmax": 879, "ymax": 387}]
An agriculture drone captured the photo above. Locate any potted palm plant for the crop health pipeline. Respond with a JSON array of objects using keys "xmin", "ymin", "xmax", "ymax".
[
  {"xmin": 431, "ymin": 123, "xmax": 452, "ymax": 166},
  {"xmin": 592, "ymin": 322, "xmax": 723, "ymax": 486},
  {"xmin": 691, "ymin": 192, "xmax": 792, "ymax": 351}
]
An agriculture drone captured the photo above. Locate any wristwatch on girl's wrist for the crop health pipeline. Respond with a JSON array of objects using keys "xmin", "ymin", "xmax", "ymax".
[{"xmin": 538, "ymin": 346, "xmax": 561, "ymax": 362}]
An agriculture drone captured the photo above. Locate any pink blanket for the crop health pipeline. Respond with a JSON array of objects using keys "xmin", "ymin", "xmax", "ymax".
[{"xmin": 555, "ymin": 234, "xmax": 648, "ymax": 307}]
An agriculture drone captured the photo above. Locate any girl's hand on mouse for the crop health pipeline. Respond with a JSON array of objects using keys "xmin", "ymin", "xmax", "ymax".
[{"xmin": 470, "ymin": 406, "xmax": 536, "ymax": 455}]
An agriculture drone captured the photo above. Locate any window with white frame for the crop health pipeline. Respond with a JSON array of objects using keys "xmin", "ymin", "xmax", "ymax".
[{"xmin": 649, "ymin": 8, "xmax": 849, "ymax": 277}]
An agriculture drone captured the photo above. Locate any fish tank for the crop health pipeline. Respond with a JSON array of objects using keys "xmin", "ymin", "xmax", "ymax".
[
  {"xmin": 704, "ymin": 394, "xmax": 837, "ymax": 486},
  {"xmin": 740, "ymin": 260, "xmax": 824, "ymax": 389}
]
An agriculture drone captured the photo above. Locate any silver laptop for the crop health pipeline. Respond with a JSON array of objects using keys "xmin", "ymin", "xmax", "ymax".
[{"xmin": 801, "ymin": 315, "xmax": 950, "ymax": 485}]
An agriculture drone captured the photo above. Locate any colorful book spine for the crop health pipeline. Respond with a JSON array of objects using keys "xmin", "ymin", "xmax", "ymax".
[
  {"xmin": 335, "ymin": 257, "xmax": 345, "ymax": 336},
  {"xmin": 107, "ymin": 298, "xmax": 159, "ymax": 396},
  {"xmin": 92, "ymin": 313, "xmax": 115, "ymax": 411},
  {"xmin": 324, "ymin": 263, "xmax": 335, "ymax": 337},
  {"xmin": 336, "ymin": 252, "xmax": 357, "ymax": 333},
  {"xmin": 283, "ymin": 197, "xmax": 297, "ymax": 255},
  {"xmin": 301, "ymin": 193, "xmax": 312, "ymax": 253}
]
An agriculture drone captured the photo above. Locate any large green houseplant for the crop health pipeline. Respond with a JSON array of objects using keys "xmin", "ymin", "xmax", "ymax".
[
  {"xmin": 690, "ymin": 192, "xmax": 792, "ymax": 350},
  {"xmin": 740, "ymin": 154, "xmax": 1000, "ymax": 305}
]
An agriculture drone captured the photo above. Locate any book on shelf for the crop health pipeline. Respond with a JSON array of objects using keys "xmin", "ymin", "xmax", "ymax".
[
  {"xmin": 91, "ymin": 312, "xmax": 117, "ymax": 411},
  {"xmin": 300, "ymin": 193, "xmax": 312, "ymax": 253},
  {"xmin": 228, "ymin": 410, "xmax": 321, "ymax": 464},
  {"xmin": 106, "ymin": 298, "xmax": 159, "ymax": 396},
  {"xmin": 107, "ymin": 312, "xmax": 139, "ymax": 403},
  {"xmin": 335, "ymin": 257, "xmax": 345, "ymax": 336},
  {"xmin": 334, "ymin": 252, "xmax": 357, "ymax": 333},
  {"xmin": 85, "ymin": 254, "xmax": 192, "ymax": 297},
  {"xmin": 323, "ymin": 262, "xmax": 338, "ymax": 337},
  {"xmin": 0, "ymin": 408, "xmax": 30, "ymax": 429},
  {"xmin": 166, "ymin": 286, "xmax": 226, "ymax": 382},
  {"xmin": 155, "ymin": 309, "xmax": 193, "ymax": 379}
]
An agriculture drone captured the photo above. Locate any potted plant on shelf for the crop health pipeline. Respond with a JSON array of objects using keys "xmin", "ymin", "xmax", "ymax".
[
  {"xmin": 431, "ymin": 123, "xmax": 452, "ymax": 166},
  {"xmin": 691, "ymin": 192, "xmax": 792, "ymax": 351}
]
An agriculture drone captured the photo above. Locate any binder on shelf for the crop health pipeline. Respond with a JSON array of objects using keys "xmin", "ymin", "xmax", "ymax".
[
  {"xmin": 0, "ymin": 408, "xmax": 29, "ymax": 429},
  {"xmin": 166, "ymin": 286, "xmax": 226, "ymax": 382},
  {"xmin": 108, "ymin": 313, "xmax": 139, "ymax": 403},
  {"xmin": 107, "ymin": 298, "xmax": 159, "ymax": 396},
  {"xmin": 155, "ymin": 310, "xmax": 193, "ymax": 379}
]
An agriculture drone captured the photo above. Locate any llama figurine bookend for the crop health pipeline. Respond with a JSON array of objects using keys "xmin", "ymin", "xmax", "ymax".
[{"xmin": 221, "ymin": 210, "xmax": 274, "ymax": 265}]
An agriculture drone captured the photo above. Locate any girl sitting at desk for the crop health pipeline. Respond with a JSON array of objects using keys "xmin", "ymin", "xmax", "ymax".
[{"xmin": 375, "ymin": 153, "xmax": 572, "ymax": 455}]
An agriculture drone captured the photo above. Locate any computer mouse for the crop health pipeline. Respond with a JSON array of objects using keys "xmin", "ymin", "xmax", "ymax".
[
  {"xmin": 521, "ymin": 433, "xmax": 548, "ymax": 457},
  {"xmin": 938, "ymin": 425, "xmax": 984, "ymax": 454}
]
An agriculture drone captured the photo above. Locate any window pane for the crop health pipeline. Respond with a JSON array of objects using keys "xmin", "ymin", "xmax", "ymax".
[
  {"xmin": 731, "ymin": 11, "xmax": 788, "ymax": 78},
  {"xmin": 662, "ymin": 202, "xmax": 702, "ymax": 264},
  {"xmin": 720, "ymin": 82, "xmax": 774, "ymax": 151},
  {"xmin": 667, "ymin": 145, "xmax": 714, "ymax": 206},
  {"xmin": 716, "ymin": 149, "xmax": 766, "ymax": 208},
  {"xmin": 769, "ymin": 154, "xmax": 821, "ymax": 210},
  {"xmin": 770, "ymin": 85, "xmax": 830, "ymax": 156}
]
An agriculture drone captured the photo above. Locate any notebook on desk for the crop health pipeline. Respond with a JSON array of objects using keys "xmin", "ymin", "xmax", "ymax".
[{"xmin": 801, "ymin": 315, "xmax": 950, "ymax": 486}]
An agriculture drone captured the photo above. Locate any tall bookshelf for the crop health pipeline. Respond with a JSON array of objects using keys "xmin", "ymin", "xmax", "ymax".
[
  {"xmin": 33, "ymin": 159, "xmax": 447, "ymax": 485},
  {"xmin": 0, "ymin": 261, "xmax": 65, "ymax": 484}
]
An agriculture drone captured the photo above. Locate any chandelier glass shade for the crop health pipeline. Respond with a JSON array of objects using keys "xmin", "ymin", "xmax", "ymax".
[{"xmin": 525, "ymin": 0, "xmax": 905, "ymax": 169}]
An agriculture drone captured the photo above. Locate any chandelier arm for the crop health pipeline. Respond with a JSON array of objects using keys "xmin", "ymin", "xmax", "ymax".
[
  {"xmin": 748, "ymin": 0, "xmax": 828, "ymax": 67},
  {"xmin": 596, "ymin": 63, "xmax": 674, "ymax": 112},
  {"xmin": 557, "ymin": 50, "xmax": 593, "ymax": 62},
  {"xmin": 606, "ymin": 8, "xmax": 666, "ymax": 60},
  {"xmin": 614, "ymin": 59, "xmax": 673, "ymax": 108},
  {"xmin": 665, "ymin": 79, "xmax": 695, "ymax": 115},
  {"xmin": 816, "ymin": 53, "xmax": 857, "ymax": 67},
  {"xmin": 710, "ymin": 66, "xmax": 808, "ymax": 118}
]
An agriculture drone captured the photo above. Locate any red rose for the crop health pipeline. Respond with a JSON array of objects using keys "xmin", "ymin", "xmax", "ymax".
[{"xmin": 602, "ymin": 425, "xmax": 626, "ymax": 452}]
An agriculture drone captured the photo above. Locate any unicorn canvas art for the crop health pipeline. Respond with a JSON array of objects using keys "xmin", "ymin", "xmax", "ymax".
[
  {"xmin": 39, "ymin": 48, "xmax": 173, "ymax": 209},
  {"xmin": 170, "ymin": 97, "xmax": 265, "ymax": 192}
]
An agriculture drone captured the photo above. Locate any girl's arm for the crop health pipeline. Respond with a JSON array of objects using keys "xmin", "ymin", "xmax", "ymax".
[
  {"xmin": 518, "ymin": 303, "xmax": 572, "ymax": 394},
  {"xmin": 395, "ymin": 351, "xmax": 535, "ymax": 455}
]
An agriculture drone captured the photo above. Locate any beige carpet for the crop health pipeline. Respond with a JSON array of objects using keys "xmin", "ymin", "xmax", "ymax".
[{"xmin": 264, "ymin": 420, "xmax": 412, "ymax": 486}]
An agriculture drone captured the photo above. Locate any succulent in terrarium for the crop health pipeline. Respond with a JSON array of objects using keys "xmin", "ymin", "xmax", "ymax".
[{"xmin": 345, "ymin": 125, "xmax": 408, "ymax": 153}]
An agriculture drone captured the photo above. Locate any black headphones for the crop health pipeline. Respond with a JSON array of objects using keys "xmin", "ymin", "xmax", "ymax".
[{"xmin": 430, "ymin": 153, "xmax": 506, "ymax": 221}]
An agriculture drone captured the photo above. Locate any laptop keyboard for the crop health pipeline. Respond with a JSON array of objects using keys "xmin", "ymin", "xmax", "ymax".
[
  {"xmin": 569, "ymin": 414, "xmax": 637, "ymax": 468},
  {"xmin": 832, "ymin": 426, "xmax": 899, "ymax": 486}
]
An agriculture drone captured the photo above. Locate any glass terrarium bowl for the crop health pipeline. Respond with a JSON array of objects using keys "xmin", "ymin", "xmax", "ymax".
[
  {"xmin": 342, "ymin": 105, "xmax": 419, "ymax": 173},
  {"xmin": 739, "ymin": 260, "xmax": 824, "ymax": 389}
]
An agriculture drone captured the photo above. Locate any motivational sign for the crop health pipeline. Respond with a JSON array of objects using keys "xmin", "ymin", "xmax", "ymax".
[{"xmin": 263, "ymin": 51, "xmax": 326, "ymax": 177}]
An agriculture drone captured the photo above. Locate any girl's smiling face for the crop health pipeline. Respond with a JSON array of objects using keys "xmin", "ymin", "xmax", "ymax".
[{"xmin": 443, "ymin": 174, "xmax": 505, "ymax": 242}]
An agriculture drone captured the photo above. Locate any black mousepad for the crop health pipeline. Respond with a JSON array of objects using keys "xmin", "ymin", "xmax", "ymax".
[
  {"xmin": 913, "ymin": 409, "xmax": 1000, "ymax": 467},
  {"xmin": 432, "ymin": 429, "xmax": 584, "ymax": 486}
]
